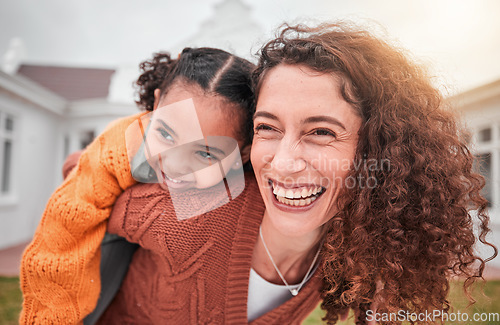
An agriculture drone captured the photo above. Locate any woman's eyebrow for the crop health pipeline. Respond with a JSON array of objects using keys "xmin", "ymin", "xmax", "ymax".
[
  {"xmin": 253, "ymin": 111, "xmax": 279, "ymax": 121},
  {"xmin": 303, "ymin": 116, "xmax": 346, "ymax": 131},
  {"xmin": 158, "ymin": 120, "xmax": 177, "ymax": 137}
]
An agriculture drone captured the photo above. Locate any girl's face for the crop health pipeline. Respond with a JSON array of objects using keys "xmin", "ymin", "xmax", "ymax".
[
  {"xmin": 144, "ymin": 82, "xmax": 248, "ymax": 191},
  {"xmin": 251, "ymin": 64, "xmax": 362, "ymax": 238}
]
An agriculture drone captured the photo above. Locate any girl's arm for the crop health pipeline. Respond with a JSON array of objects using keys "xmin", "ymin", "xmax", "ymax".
[{"xmin": 19, "ymin": 113, "xmax": 143, "ymax": 324}]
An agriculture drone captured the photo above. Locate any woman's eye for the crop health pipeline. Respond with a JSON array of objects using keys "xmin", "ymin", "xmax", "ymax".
[
  {"xmin": 254, "ymin": 124, "xmax": 274, "ymax": 132},
  {"xmin": 312, "ymin": 129, "xmax": 336, "ymax": 138}
]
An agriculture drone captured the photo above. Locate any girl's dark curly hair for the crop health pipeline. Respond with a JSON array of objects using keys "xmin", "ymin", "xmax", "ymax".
[
  {"xmin": 253, "ymin": 22, "xmax": 497, "ymax": 324},
  {"xmin": 135, "ymin": 47, "xmax": 255, "ymax": 145}
]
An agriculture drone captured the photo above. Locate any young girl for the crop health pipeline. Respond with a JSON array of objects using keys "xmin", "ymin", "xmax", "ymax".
[{"xmin": 20, "ymin": 47, "xmax": 255, "ymax": 324}]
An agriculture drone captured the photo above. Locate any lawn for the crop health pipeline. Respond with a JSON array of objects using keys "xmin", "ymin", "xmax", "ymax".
[
  {"xmin": 1, "ymin": 277, "xmax": 499, "ymax": 324},
  {"xmin": 0, "ymin": 277, "xmax": 22, "ymax": 325},
  {"xmin": 304, "ymin": 280, "xmax": 500, "ymax": 324}
]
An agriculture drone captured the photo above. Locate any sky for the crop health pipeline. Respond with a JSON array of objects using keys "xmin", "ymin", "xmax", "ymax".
[{"xmin": 0, "ymin": 0, "xmax": 499, "ymax": 96}]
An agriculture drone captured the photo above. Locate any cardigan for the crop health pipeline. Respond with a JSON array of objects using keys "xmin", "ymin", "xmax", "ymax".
[
  {"xmin": 97, "ymin": 174, "xmax": 323, "ymax": 324},
  {"xmin": 20, "ymin": 113, "xmax": 145, "ymax": 324}
]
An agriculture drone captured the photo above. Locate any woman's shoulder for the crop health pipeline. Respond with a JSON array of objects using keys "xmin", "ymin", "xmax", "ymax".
[
  {"xmin": 115, "ymin": 183, "xmax": 169, "ymax": 209},
  {"xmin": 244, "ymin": 171, "xmax": 259, "ymax": 191},
  {"xmin": 113, "ymin": 171, "xmax": 261, "ymax": 222},
  {"xmin": 121, "ymin": 182, "xmax": 166, "ymax": 198}
]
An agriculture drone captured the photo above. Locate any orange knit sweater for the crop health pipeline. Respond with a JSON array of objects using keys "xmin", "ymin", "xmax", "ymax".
[
  {"xmin": 20, "ymin": 113, "xmax": 144, "ymax": 324},
  {"xmin": 97, "ymin": 174, "xmax": 322, "ymax": 324}
]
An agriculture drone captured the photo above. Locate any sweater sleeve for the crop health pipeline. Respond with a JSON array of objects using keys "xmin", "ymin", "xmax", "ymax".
[
  {"xmin": 19, "ymin": 113, "xmax": 144, "ymax": 324},
  {"xmin": 106, "ymin": 187, "xmax": 132, "ymax": 239},
  {"xmin": 62, "ymin": 150, "xmax": 84, "ymax": 179}
]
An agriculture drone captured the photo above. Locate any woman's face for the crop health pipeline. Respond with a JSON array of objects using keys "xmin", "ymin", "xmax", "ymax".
[
  {"xmin": 251, "ymin": 64, "xmax": 362, "ymax": 237},
  {"xmin": 144, "ymin": 82, "xmax": 246, "ymax": 191}
]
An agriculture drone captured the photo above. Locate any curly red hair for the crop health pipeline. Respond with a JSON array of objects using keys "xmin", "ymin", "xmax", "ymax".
[{"xmin": 253, "ymin": 22, "xmax": 497, "ymax": 324}]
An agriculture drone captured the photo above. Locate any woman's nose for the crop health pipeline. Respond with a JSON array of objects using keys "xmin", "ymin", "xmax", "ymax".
[{"xmin": 270, "ymin": 138, "xmax": 306, "ymax": 175}]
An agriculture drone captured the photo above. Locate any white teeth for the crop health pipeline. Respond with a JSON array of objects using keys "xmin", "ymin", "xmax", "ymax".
[
  {"xmin": 165, "ymin": 173, "xmax": 182, "ymax": 183},
  {"xmin": 271, "ymin": 181, "xmax": 324, "ymax": 207},
  {"xmin": 278, "ymin": 197, "xmax": 312, "ymax": 207}
]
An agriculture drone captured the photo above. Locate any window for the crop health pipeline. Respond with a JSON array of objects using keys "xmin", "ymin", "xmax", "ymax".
[
  {"xmin": 63, "ymin": 135, "xmax": 70, "ymax": 160},
  {"xmin": 474, "ymin": 123, "xmax": 500, "ymax": 209},
  {"xmin": 478, "ymin": 127, "xmax": 492, "ymax": 143},
  {"xmin": 79, "ymin": 130, "xmax": 95, "ymax": 149},
  {"xmin": 476, "ymin": 153, "xmax": 493, "ymax": 206},
  {"xmin": 0, "ymin": 111, "xmax": 15, "ymax": 196}
]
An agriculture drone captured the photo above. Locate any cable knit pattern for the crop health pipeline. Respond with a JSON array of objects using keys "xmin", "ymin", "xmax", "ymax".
[
  {"xmin": 20, "ymin": 113, "xmax": 145, "ymax": 324},
  {"xmin": 99, "ymin": 173, "xmax": 322, "ymax": 325}
]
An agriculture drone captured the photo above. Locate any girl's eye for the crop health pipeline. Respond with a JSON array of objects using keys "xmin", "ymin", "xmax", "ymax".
[
  {"xmin": 157, "ymin": 128, "xmax": 174, "ymax": 141},
  {"xmin": 196, "ymin": 151, "xmax": 220, "ymax": 162}
]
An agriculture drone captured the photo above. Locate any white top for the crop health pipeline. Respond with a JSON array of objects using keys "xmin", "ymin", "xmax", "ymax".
[{"xmin": 246, "ymin": 266, "xmax": 317, "ymax": 322}]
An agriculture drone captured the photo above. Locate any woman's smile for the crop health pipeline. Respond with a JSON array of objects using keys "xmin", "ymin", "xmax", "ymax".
[{"xmin": 269, "ymin": 178, "xmax": 325, "ymax": 209}]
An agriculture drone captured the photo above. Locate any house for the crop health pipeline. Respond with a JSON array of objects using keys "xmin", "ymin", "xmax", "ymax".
[
  {"xmin": 449, "ymin": 79, "xmax": 500, "ymax": 266},
  {"xmin": 170, "ymin": 0, "xmax": 264, "ymax": 61},
  {"xmin": 0, "ymin": 65, "xmax": 137, "ymax": 249}
]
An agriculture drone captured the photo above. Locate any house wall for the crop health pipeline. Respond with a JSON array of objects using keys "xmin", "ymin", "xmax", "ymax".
[
  {"xmin": 0, "ymin": 97, "xmax": 137, "ymax": 249},
  {"xmin": 63, "ymin": 100, "xmax": 138, "ymax": 156},
  {"xmin": 457, "ymin": 93, "xmax": 500, "ymax": 267},
  {"xmin": 0, "ymin": 90, "xmax": 64, "ymax": 249}
]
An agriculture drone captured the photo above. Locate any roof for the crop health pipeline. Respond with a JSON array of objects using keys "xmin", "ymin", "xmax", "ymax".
[
  {"xmin": 448, "ymin": 78, "xmax": 500, "ymax": 110},
  {"xmin": 17, "ymin": 64, "xmax": 115, "ymax": 101},
  {"xmin": 0, "ymin": 69, "xmax": 66, "ymax": 115}
]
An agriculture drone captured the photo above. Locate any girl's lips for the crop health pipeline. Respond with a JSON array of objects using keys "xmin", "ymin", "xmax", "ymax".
[{"xmin": 161, "ymin": 171, "xmax": 194, "ymax": 189}]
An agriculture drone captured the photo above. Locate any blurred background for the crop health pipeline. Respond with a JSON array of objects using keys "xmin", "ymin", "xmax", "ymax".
[{"xmin": 0, "ymin": 0, "xmax": 499, "ymax": 322}]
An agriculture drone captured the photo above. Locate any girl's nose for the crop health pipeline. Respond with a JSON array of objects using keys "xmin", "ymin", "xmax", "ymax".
[{"xmin": 159, "ymin": 147, "xmax": 192, "ymax": 177}]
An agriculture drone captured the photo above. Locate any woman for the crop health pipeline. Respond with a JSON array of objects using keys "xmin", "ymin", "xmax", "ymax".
[
  {"xmin": 253, "ymin": 23, "xmax": 497, "ymax": 323},
  {"xmin": 97, "ymin": 22, "xmax": 497, "ymax": 325}
]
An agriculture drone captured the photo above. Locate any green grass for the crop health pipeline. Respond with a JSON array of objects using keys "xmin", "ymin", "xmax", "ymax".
[
  {"xmin": 0, "ymin": 277, "xmax": 22, "ymax": 325},
  {"xmin": 1, "ymin": 277, "xmax": 499, "ymax": 324},
  {"xmin": 304, "ymin": 280, "xmax": 500, "ymax": 324}
]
